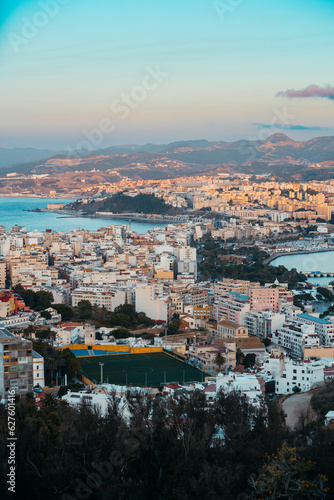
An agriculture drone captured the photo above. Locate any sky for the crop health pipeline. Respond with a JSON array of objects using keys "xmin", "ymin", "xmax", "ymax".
[{"xmin": 0, "ymin": 0, "xmax": 333, "ymax": 150}]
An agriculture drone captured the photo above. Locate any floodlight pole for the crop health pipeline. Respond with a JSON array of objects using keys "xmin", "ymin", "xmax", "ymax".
[{"xmin": 99, "ymin": 362, "xmax": 104, "ymax": 385}]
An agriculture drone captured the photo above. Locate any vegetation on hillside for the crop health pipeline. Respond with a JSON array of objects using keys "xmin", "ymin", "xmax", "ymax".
[
  {"xmin": 311, "ymin": 380, "xmax": 334, "ymax": 418},
  {"xmin": 13, "ymin": 286, "xmax": 155, "ymax": 331},
  {"xmin": 198, "ymin": 240, "xmax": 307, "ymax": 285},
  {"xmin": 67, "ymin": 193, "xmax": 183, "ymax": 215},
  {"xmin": 1, "ymin": 388, "xmax": 333, "ymax": 499},
  {"xmin": 32, "ymin": 341, "xmax": 81, "ymax": 386}
]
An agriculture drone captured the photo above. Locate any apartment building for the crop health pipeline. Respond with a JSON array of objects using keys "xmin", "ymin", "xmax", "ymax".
[
  {"xmin": 135, "ymin": 284, "xmax": 171, "ymax": 323},
  {"xmin": 71, "ymin": 287, "xmax": 128, "ymax": 312},
  {"xmin": 272, "ymin": 321, "xmax": 320, "ymax": 358},
  {"xmin": 191, "ymin": 287, "xmax": 209, "ymax": 306},
  {"xmin": 214, "ymin": 279, "xmax": 259, "ymax": 301},
  {"xmin": 214, "ymin": 292, "xmax": 250, "ymax": 324},
  {"xmin": 247, "ymin": 286, "xmax": 280, "ymax": 312},
  {"xmin": 5, "ymin": 249, "xmax": 49, "ymax": 286},
  {"xmin": 0, "ymin": 328, "xmax": 34, "ymax": 398},
  {"xmin": 244, "ymin": 311, "xmax": 285, "ymax": 339},
  {"xmin": 0, "ymin": 261, "xmax": 5, "ymax": 288},
  {"xmin": 297, "ymin": 312, "xmax": 334, "ymax": 347},
  {"xmin": 276, "ymin": 359, "xmax": 326, "ymax": 394}
]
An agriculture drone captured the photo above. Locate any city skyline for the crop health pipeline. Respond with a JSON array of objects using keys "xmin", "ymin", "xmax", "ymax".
[{"xmin": 0, "ymin": 0, "xmax": 333, "ymax": 149}]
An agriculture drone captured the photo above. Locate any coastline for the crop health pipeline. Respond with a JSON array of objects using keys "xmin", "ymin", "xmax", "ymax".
[
  {"xmin": 0, "ymin": 194, "xmax": 75, "ymax": 199},
  {"xmin": 267, "ymin": 248, "xmax": 334, "ymax": 264},
  {"xmin": 35, "ymin": 209, "xmax": 200, "ymax": 224}
]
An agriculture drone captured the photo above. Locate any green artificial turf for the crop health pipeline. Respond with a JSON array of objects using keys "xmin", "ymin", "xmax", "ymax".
[{"xmin": 80, "ymin": 352, "xmax": 205, "ymax": 388}]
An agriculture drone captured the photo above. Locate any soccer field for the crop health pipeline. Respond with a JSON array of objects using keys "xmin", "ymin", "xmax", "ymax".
[{"xmin": 80, "ymin": 353, "xmax": 204, "ymax": 388}]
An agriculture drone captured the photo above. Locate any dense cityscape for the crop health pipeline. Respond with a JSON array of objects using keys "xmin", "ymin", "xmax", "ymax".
[
  {"xmin": 0, "ymin": 172, "xmax": 334, "ymax": 497},
  {"xmin": 1, "ymin": 0, "xmax": 334, "ymax": 498}
]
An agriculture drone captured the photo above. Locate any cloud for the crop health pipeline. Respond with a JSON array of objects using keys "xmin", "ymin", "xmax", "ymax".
[
  {"xmin": 276, "ymin": 84, "xmax": 334, "ymax": 100},
  {"xmin": 252, "ymin": 123, "xmax": 329, "ymax": 131}
]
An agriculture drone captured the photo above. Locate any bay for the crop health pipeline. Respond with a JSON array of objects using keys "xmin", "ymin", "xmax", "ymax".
[
  {"xmin": 0, "ymin": 198, "xmax": 167, "ymax": 233},
  {"xmin": 271, "ymin": 251, "xmax": 334, "ymax": 286}
]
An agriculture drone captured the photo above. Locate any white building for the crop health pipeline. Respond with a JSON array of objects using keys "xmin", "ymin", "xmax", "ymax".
[
  {"xmin": 297, "ymin": 312, "xmax": 334, "ymax": 347},
  {"xmin": 261, "ymin": 349, "xmax": 285, "ymax": 379},
  {"xmin": 33, "ymin": 350, "xmax": 45, "ymax": 388},
  {"xmin": 62, "ymin": 390, "xmax": 131, "ymax": 421},
  {"xmin": 177, "ymin": 246, "xmax": 197, "ymax": 280},
  {"xmin": 135, "ymin": 285, "xmax": 171, "ymax": 322},
  {"xmin": 52, "ymin": 323, "xmax": 84, "ymax": 345},
  {"xmin": 244, "ymin": 310, "xmax": 285, "ymax": 339},
  {"xmin": 216, "ymin": 372, "xmax": 265, "ymax": 406},
  {"xmin": 272, "ymin": 321, "xmax": 320, "ymax": 358},
  {"xmin": 276, "ymin": 359, "xmax": 326, "ymax": 394},
  {"xmin": 71, "ymin": 287, "xmax": 128, "ymax": 312}
]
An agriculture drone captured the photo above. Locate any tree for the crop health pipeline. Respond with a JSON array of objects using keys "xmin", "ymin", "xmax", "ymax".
[
  {"xmin": 41, "ymin": 310, "xmax": 51, "ymax": 320},
  {"xmin": 14, "ymin": 285, "xmax": 54, "ymax": 311},
  {"xmin": 60, "ymin": 348, "xmax": 81, "ymax": 380},
  {"xmin": 243, "ymin": 353, "xmax": 256, "ymax": 369},
  {"xmin": 262, "ymin": 338, "xmax": 271, "ymax": 348},
  {"xmin": 33, "ymin": 341, "xmax": 81, "ymax": 386},
  {"xmin": 167, "ymin": 315, "xmax": 181, "ymax": 335},
  {"xmin": 112, "ymin": 327, "xmax": 131, "ymax": 339},
  {"xmin": 317, "ymin": 287, "xmax": 334, "ymax": 302},
  {"xmin": 236, "ymin": 348, "xmax": 245, "ymax": 365},
  {"xmin": 215, "ymin": 352, "xmax": 225, "ymax": 372},
  {"xmin": 53, "ymin": 304, "xmax": 74, "ymax": 321},
  {"xmin": 249, "ymin": 443, "xmax": 329, "ymax": 499},
  {"xmin": 311, "ymin": 379, "xmax": 334, "ymax": 418},
  {"xmin": 76, "ymin": 300, "xmax": 92, "ymax": 320}
]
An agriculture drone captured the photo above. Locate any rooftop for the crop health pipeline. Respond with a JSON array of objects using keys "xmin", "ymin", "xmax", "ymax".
[
  {"xmin": 297, "ymin": 312, "xmax": 331, "ymax": 325},
  {"xmin": 0, "ymin": 327, "xmax": 14, "ymax": 339}
]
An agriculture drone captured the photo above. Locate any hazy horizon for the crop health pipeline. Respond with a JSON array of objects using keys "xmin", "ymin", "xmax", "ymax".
[
  {"xmin": 0, "ymin": 131, "xmax": 333, "ymax": 153},
  {"xmin": 0, "ymin": 0, "xmax": 333, "ymax": 150}
]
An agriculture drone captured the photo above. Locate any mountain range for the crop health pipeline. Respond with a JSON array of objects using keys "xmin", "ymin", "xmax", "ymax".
[{"xmin": 1, "ymin": 134, "xmax": 334, "ymax": 181}]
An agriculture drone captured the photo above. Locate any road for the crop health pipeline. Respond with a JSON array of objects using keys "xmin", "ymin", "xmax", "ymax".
[{"xmin": 282, "ymin": 392, "xmax": 314, "ymax": 430}]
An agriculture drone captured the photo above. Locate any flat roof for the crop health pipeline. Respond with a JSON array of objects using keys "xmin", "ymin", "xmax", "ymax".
[{"xmin": 297, "ymin": 312, "xmax": 331, "ymax": 325}]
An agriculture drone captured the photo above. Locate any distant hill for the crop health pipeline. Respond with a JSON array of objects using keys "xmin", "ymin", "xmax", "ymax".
[
  {"xmin": 67, "ymin": 193, "xmax": 182, "ymax": 215},
  {"xmin": 0, "ymin": 147, "xmax": 61, "ymax": 168},
  {"xmin": 2, "ymin": 134, "xmax": 334, "ymax": 181}
]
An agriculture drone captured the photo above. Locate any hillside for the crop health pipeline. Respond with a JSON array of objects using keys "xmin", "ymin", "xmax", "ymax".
[
  {"xmin": 67, "ymin": 193, "xmax": 183, "ymax": 215},
  {"xmin": 1, "ymin": 134, "xmax": 334, "ymax": 182}
]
